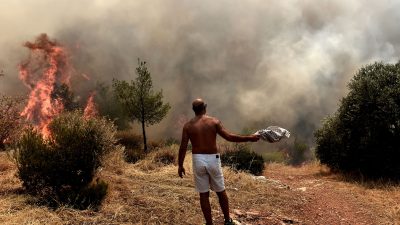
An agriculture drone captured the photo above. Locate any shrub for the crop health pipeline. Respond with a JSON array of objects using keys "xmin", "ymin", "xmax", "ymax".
[
  {"xmin": 12, "ymin": 111, "xmax": 117, "ymax": 208},
  {"xmin": 124, "ymin": 148, "xmax": 144, "ymax": 163},
  {"xmin": 287, "ymin": 138, "xmax": 309, "ymax": 165},
  {"xmin": 153, "ymin": 147, "xmax": 177, "ymax": 165},
  {"xmin": 134, "ymin": 145, "xmax": 179, "ymax": 171},
  {"xmin": 0, "ymin": 95, "xmax": 24, "ymax": 150},
  {"xmin": 116, "ymin": 130, "xmax": 143, "ymax": 163},
  {"xmin": 165, "ymin": 137, "xmax": 180, "ymax": 146},
  {"xmin": 315, "ymin": 62, "xmax": 400, "ymax": 179},
  {"xmin": 221, "ymin": 144, "xmax": 265, "ymax": 175},
  {"xmin": 148, "ymin": 139, "xmax": 165, "ymax": 151},
  {"xmin": 94, "ymin": 82, "xmax": 131, "ymax": 130},
  {"xmin": 62, "ymin": 179, "xmax": 109, "ymax": 210},
  {"xmin": 116, "ymin": 130, "xmax": 142, "ymax": 149}
]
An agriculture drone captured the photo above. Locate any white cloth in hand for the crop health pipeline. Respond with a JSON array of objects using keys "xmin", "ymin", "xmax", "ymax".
[{"xmin": 255, "ymin": 126, "xmax": 290, "ymax": 143}]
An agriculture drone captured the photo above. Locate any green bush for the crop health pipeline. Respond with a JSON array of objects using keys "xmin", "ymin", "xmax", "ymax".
[
  {"xmin": 13, "ymin": 111, "xmax": 117, "ymax": 208},
  {"xmin": 94, "ymin": 82, "xmax": 131, "ymax": 130},
  {"xmin": 315, "ymin": 62, "xmax": 400, "ymax": 178},
  {"xmin": 116, "ymin": 130, "xmax": 143, "ymax": 163},
  {"xmin": 221, "ymin": 144, "xmax": 265, "ymax": 175},
  {"xmin": 287, "ymin": 138, "xmax": 309, "ymax": 165},
  {"xmin": 61, "ymin": 179, "xmax": 108, "ymax": 210}
]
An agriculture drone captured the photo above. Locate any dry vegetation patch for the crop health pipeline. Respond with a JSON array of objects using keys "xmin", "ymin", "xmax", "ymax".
[
  {"xmin": 1, "ymin": 151, "xmax": 399, "ymax": 224},
  {"xmin": 0, "ymin": 150, "xmax": 304, "ymax": 224}
]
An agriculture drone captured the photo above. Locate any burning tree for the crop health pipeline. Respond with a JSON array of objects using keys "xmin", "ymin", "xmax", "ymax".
[
  {"xmin": 18, "ymin": 33, "xmax": 97, "ymax": 137},
  {"xmin": 19, "ymin": 33, "xmax": 72, "ymax": 137},
  {"xmin": 113, "ymin": 59, "xmax": 170, "ymax": 153}
]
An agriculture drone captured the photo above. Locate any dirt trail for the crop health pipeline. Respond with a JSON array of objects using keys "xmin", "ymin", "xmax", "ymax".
[{"xmin": 256, "ymin": 163, "xmax": 400, "ymax": 225}]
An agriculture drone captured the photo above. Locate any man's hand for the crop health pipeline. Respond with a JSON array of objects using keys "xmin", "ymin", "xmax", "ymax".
[
  {"xmin": 178, "ymin": 166, "xmax": 186, "ymax": 178},
  {"xmin": 250, "ymin": 134, "xmax": 260, "ymax": 142}
]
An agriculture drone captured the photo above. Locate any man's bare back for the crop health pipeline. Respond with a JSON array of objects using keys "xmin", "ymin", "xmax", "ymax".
[
  {"xmin": 178, "ymin": 98, "xmax": 259, "ymax": 174},
  {"xmin": 183, "ymin": 115, "xmax": 219, "ymax": 154},
  {"xmin": 182, "ymin": 115, "xmax": 259, "ymax": 154}
]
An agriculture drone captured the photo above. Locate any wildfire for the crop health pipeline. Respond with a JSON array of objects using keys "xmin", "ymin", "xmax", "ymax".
[
  {"xmin": 19, "ymin": 34, "xmax": 97, "ymax": 137},
  {"xmin": 19, "ymin": 34, "xmax": 71, "ymax": 137},
  {"xmin": 84, "ymin": 92, "xmax": 98, "ymax": 119}
]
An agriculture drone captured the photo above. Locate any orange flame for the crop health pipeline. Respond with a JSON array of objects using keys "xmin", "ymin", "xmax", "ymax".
[
  {"xmin": 19, "ymin": 34, "xmax": 71, "ymax": 137},
  {"xmin": 84, "ymin": 92, "xmax": 98, "ymax": 119}
]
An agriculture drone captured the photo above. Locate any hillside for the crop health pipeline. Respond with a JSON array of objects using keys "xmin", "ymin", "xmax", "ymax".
[{"xmin": 0, "ymin": 150, "xmax": 399, "ymax": 225}]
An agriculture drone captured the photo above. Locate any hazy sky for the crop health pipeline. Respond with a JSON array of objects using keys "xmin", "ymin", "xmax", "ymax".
[{"xmin": 1, "ymin": 0, "xmax": 400, "ymax": 143}]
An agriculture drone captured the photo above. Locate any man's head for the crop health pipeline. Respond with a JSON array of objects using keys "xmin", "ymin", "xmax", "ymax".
[{"xmin": 192, "ymin": 98, "xmax": 207, "ymax": 115}]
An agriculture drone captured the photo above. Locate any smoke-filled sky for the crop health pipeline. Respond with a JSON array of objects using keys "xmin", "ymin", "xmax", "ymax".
[{"xmin": 1, "ymin": 0, "xmax": 400, "ymax": 144}]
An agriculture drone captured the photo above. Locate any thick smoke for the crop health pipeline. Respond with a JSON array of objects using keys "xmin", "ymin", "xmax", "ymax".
[{"xmin": 1, "ymin": 0, "xmax": 400, "ymax": 144}]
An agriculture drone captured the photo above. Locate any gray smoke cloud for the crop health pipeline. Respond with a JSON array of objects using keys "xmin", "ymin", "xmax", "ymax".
[{"xmin": 1, "ymin": 0, "xmax": 400, "ymax": 144}]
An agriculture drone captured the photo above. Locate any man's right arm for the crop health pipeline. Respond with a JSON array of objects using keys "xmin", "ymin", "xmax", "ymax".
[
  {"xmin": 216, "ymin": 120, "xmax": 259, "ymax": 142},
  {"xmin": 178, "ymin": 124, "xmax": 189, "ymax": 178}
]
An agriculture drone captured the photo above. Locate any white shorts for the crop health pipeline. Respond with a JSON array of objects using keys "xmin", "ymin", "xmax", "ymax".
[{"xmin": 192, "ymin": 153, "xmax": 225, "ymax": 193}]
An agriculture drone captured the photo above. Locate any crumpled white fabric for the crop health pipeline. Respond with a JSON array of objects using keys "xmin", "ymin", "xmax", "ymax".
[{"xmin": 254, "ymin": 126, "xmax": 290, "ymax": 143}]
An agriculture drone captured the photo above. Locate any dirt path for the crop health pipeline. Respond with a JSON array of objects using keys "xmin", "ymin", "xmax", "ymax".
[{"xmin": 258, "ymin": 163, "xmax": 399, "ymax": 225}]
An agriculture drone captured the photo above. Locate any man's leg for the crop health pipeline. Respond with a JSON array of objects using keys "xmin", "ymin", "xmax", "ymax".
[
  {"xmin": 216, "ymin": 190, "xmax": 230, "ymax": 221},
  {"xmin": 199, "ymin": 192, "xmax": 212, "ymax": 225}
]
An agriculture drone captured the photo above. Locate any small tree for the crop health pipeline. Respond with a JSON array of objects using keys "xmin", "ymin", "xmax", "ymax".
[{"xmin": 113, "ymin": 59, "xmax": 170, "ymax": 153}]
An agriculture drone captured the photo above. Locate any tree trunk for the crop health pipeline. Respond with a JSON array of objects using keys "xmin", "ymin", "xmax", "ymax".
[
  {"xmin": 140, "ymin": 93, "xmax": 147, "ymax": 153},
  {"xmin": 141, "ymin": 119, "xmax": 147, "ymax": 153}
]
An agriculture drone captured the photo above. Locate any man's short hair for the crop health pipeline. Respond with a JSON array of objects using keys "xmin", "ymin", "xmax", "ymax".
[{"xmin": 192, "ymin": 102, "xmax": 207, "ymax": 114}]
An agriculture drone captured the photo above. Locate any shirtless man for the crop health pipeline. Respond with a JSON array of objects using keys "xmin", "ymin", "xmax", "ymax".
[{"xmin": 178, "ymin": 98, "xmax": 260, "ymax": 225}]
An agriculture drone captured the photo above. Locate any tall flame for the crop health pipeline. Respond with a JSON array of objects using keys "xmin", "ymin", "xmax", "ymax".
[
  {"xmin": 19, "ymin": 34, "xmax": 71, "ymax": 137},
  {"xmin": 84, "ymin": 92, "xmax": 98, "ymax": 119}
]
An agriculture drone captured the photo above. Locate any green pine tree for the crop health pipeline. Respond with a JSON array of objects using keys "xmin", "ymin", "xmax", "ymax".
[{"xmin": 113, "ymin": 59, "xmax": 171, "ymax": 153}]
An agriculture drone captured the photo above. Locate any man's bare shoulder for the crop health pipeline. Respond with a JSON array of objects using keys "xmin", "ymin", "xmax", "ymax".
[
  {"xmin": 185, "ymin": 115, "xmax": 220, "ymax": 127},
  {"xmin": 183, "ymin": 121, "xmax": 191, "ymax": 129},
  {"xmin": 204, "ymin": 115, "xmax": 220, "ymax": 125}
]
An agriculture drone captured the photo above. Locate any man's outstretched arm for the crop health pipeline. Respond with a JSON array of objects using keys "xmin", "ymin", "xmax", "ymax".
[
  {"xmin": 178, "ymin": 125, "xmax": 189, "ymax": 178},
  {"xmin": 216, "ymin": 120, "xmax": 259, "ymax": 142}
]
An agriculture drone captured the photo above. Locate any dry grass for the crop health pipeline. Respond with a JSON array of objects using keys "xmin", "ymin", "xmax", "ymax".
[
  {"xmin": 0, "ymin": 149, "xmax": 303, "ymax": 225},
  {"xmin": 133, "ymin": 145, "xmax": 179, "ymax": 171},
  {"xmin": 333, "ymin": 165, "xmax": 400, "ymax": 223},
  {"xmin": 0, "ymin": 149, "xmax": 399, "ymax": 224}
]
